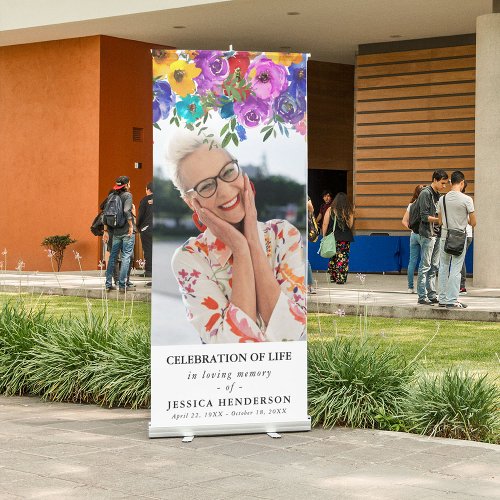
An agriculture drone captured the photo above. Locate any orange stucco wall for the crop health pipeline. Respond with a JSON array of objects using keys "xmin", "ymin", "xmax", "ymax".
[
  {"xmin": 0, "ymin": 35, "xmax": 156, "ymax": 271},
  {"xmin": 0, "ymin": 37, "xmax": 101, "ymax": 271},
  {"xmin": 98, "ymin": 36, "xmax": 156, "ymax": 268}
]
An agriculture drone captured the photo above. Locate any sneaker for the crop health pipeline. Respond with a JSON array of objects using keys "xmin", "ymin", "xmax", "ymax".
[
  {"xmin": 428, "ymin": 297, "xmax": 439, "ymax": 304},
  {"xmin": 446, "ymin": 302, "xmax": 468, "ymax": 309},
  {"xmin": 308, "ymin": 287, "xmax": 317, "ymax": 295},
  {"xmin": 438, "ymin": 303, "xmax": 447, "ymax": 307},
  {"xmin": 119, "ymin": 285, "xmax": 135, "ymax": 293},
  {"xmin": 126, "ymin": 282, "xmax": 136, "ymax": 288},
  {"xmin": 106, "ymin": 285, "xmax": 116, "ymax": 292},
  {"xmin": 459, "ymin": 288, "xmax": 467, "ymax": 295},
  {"xmin": 417, "ymin": 298, "xmax": 431, "ymax": 305},
  {"xmin": 408, "ymin": 288, "xmax": 415, "ymax": 294},
  {"xmin": 145, "ymin": 282, "xmax": 152, "ymax": 287}
]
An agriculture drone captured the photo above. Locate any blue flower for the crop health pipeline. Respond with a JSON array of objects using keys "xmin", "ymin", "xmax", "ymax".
[
  {"xmin": 152, "ymin": 80, "xmax": 174, "ymax": 123},
  {"xmin": 273, "ymin": 90, "xmax": 306, "ymax": 124},
  {"xmin": 287, "ymin": 61, "xmax": 307, "ymax": 97},
  {"xmin": 219, "ymin": 98, "xmax": 235, "ymax": 119},
  {"xmin": 236, "ymin": 124, "xmax": 247, "ymax": 141},
  {"xmin": 176, "ymin": 95, "xmax": 204, "ymax": 123}
]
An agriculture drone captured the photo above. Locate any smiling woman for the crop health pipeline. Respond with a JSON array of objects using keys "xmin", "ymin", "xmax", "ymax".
[{"xmin": 167, "ymin": 132, "xmax": 306, "ymax": 344}]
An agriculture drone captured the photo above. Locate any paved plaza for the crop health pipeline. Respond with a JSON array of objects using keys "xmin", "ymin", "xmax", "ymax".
[{"xmin": 0, "ymin": 396, "xmax": 499, "ymax": 499}]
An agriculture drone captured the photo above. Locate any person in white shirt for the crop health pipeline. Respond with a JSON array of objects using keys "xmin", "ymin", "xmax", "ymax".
[
  {"xmin": 168, "ymin": 133, "xmax": 306, "ymax": 344},
  {"xmin": 437, "ymin": 171, "xmax": 476, "ymax": 308}
]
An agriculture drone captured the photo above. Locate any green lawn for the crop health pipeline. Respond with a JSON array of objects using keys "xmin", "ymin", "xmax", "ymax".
[
  {"xmin": 309, "ymin": 313, "xmax": 500, "ymax": 380},
  {"xmin": 0, "ymin": 293, "xmax": 152, "ymax": 327},
  {"xmin": 1, "ymin": 293, "xmax": 498, "ymax": 380}
]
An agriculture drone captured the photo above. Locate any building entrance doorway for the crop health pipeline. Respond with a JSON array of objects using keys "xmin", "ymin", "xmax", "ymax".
[{"xmin": 308, "ymin": 169, "xmax": 348, "ymax": 217}]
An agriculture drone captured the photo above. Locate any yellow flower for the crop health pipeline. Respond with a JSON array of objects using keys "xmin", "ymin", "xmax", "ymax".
[
  {"xmin": 152, "ymin": 50, "xmax": 178, "ymax": 80},
  {"xmin": 268, "ymin": 52, "xmax": 303, "ymax": 67},
  {"xmin": 167, "ymin": 60, "xmax": 201, "ymax": 97}
]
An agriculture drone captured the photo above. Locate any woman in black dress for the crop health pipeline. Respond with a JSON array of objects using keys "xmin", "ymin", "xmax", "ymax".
[{"xmin": 321, "ymin": 192, "xmax": 354, "ymax": 284}]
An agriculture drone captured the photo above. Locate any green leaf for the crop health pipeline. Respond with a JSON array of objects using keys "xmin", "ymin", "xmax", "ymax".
[
  {"xmin": 220, "ymin": 123, "xmax": 229, "ymax": 136},
  {"xmin": 284, "ymin": 126, "xmax": 290, "ymax": 138},
  {"xmin": 231, "ymin": 133, "xmax": 238, "ymax": 146},
  {"xmin": 203, "ymin": 113, "xmax": 209, "ymax": 124},
  {"xmin": 274, "ymin": 114, "xmax": 285, "ymax": 123},
  {"xmin": 260, "ymin": 125, "xmax": 273, "ymax": 133},
  {"xmin": 273, "ymin": 130, "xmax": 277, "ymax": 138},
  {"xmin": 278, "ymin": 122, "xmax": 284, "ymax": 135},
  {"xmin": 263, "ymin": 129, "xmax": 273, "ymax": 142},
  {"xmin": 153, "ymin": 122, "xmax": 161, "ymax": 130},
  {"xmin": 186, "ymin": 123, "xmax": 194, "ymax": 131},
  {"xmin": 230, "ymin": 117, "xmax": 236, "ymax": 131},
  {"xmin": 221, "ymin": 133, "xmax": 232, "ymax": 148}
]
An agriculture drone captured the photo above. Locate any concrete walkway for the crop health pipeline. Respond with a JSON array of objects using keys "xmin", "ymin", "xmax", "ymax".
[
  {"xmin": 309, "ymin": 272, "xmax": 500, "ymax": 322},
  {"xmin": 0, "ymin": 396, "xmax": 498, "ymax": 499},
  {"xmin": 1, "ymin": 270, "xmax": 499, "ymax": 321}
]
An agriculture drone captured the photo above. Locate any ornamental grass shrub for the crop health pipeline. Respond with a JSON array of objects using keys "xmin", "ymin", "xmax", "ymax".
[
  {"xmin": 308, "ymin": 337, "xmax": 415, "ymax": 429},
  {"xmin": 404, "ymin": 368, "xmax": 500, "ymax": 443},
  {"xmin": 0, "ymin": 302, "xmax": 150, "ymax": 409},
  {"xmin": 0, "ymin": 304, "xmax": 49, "ymax": 395}
]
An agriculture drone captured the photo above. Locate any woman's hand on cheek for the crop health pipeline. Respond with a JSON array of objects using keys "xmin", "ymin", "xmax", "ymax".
[
  {"xmin": 242, "ymin": 175, "xmax": 258, "ymax": 243},
  {"xmin": 192, "ymin": 199, "xmax": 248, "ymax": 255}
]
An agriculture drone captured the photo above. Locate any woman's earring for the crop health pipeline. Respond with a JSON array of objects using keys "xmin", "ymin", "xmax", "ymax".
[{"xmin": 192, "ymin": 212, "xmax": 207, "ymax": 232}]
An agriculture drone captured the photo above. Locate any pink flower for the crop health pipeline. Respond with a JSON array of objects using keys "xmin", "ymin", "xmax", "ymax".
[
  {"xmin": 178, "ymin": 269, "xmax": 189, "ymax": 279},
  {"xmin": 247, "ymin": 56, "xmax": 288, "ymax": 100},
  {"xmin": 190, "ymin": 270, "xmax": 201, "ymax": 278},
  {"xmin": 184, "ymin": 284, "xmax": 194, "ymax": 294}
]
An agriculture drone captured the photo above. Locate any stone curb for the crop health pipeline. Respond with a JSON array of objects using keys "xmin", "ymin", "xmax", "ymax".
[{"xmin": 308, "ymin": 300, "xmax": 500, "ymax": 322}]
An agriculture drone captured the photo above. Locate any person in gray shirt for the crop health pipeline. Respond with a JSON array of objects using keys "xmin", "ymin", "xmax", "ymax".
[{"xmin": 437, "ymin": 171, "xmax": 476, "ymax": 308}]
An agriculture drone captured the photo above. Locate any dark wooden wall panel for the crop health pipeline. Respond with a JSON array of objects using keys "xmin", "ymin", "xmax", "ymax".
[
  {"xmin": 308, "ymin": 61, "xmax": 354, "ymax": 173},
  {"xmin": 354, "ymin": 44, "xmax": 476, "ymax": 233}
]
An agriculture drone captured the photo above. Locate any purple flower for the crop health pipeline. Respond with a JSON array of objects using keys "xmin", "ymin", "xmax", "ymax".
[
  {"xmin": 287, "ymin": 61, "xmax": 307, "ymax": 97},
  {"xmin": 194, "ymin": 51, "xmax": 229, "ymax": 94},
  {"xmin": 234, "ymin": 95, "xmax": 271, "ymax": 128},
  {"xmin": 235, "ymin": 124, "xmax": 247, "ymax": 141},
  {"xmin": 152, "ymin": 80, "xmax": 174, "ymax": 123},
  {"xmin": 247, "ymin": 56, "xmax": 288, "ymax": 100},
  {"xmin": 273, "ymin": 90, "xmax": 306, "ymax": 124},
  {"xmin": 176, "ymin": 95, "xmax": 204, "ymax": 123}
]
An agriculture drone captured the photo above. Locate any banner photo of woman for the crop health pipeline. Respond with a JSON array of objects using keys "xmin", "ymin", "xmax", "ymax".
[{"xmin": 150, "ymin": 49, "xmax": 310, "ymax": 437}]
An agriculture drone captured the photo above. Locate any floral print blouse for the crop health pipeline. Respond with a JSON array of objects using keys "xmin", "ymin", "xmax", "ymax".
[{"xmin": 171, "ymin": 219, "xmax": 306, "ymax": 344}]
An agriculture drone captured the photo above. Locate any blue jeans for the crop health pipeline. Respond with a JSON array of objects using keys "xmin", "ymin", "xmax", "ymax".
[
  {"xmin": 438, "ymin": 237, "xmax": 467, "ymax": 305},
  {"xmin": 407, "ymin": 232, "xmax": 421, "ymax": 289},
  {"xmin": 417, "ymin": 236, "xmax": 439, "ymax": 301},
  {"xmin": 105, "ymin": 234, "xmax": 135, "ymax": 288},
  {"xmin": 307, "ymin": 260, "xmax": 313, "ymax": 286},
  {"xmin": 460, "ymin": 237, "xmax": 473, "ymax": 289}
]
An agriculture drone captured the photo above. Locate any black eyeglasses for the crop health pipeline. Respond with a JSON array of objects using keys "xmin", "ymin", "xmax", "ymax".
[{"xmin": 185, "ymin": 159, "xmax": 240, "ymax": 198}]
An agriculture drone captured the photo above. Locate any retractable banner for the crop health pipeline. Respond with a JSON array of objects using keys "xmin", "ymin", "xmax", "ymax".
[{"xmin": 150, "ymin": 49, "xmax": 310, "ymax": 437}]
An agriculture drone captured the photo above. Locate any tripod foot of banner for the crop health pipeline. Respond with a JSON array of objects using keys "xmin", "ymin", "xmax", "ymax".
[{"xmin": 149, "ymin": 418, "xmax": 311, "ymax": 438}]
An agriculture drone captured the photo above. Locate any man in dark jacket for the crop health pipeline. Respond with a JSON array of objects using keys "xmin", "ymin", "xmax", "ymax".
[
  {"xmin": 103, "ymin": 176, "xmax": 136, "ymax": 292},
  {"xmin": 416, "ymin": 169, "xmax": 449, "ymax": 305},
  {"xmin": 137, "ymin": 181, "xmax": 153, "ymax": 285}
]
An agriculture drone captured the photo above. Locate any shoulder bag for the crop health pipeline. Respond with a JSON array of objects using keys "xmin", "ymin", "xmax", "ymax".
[
  {"xmin": 442, "ymin": 194, "xmax": 466, "ymax": 256},
  {"xmin": 318, "ymin": 214, "xmax": 337, "ymax": 258},
  {"xmin": 308, "ymin": 211, "xmax": 320, "ymax": 243}
]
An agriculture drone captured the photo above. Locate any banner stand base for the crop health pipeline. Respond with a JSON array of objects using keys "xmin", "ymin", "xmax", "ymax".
[{"xmin": 148, "ymin": 418, "xmax": 311, "ymax": 438}]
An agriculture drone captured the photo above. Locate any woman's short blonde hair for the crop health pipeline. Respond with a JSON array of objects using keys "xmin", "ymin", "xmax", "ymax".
[{"xmin": 166, "ymin": 130, "xmax": 225, "ymax": 194}]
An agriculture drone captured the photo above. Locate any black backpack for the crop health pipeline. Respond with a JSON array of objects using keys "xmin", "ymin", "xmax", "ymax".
[
  {"xmin": 90, "ymin": 212, "xmax": 105, "ymax": 236},
  {"xmin": 408, "ymin": 187, "xmax": 430, "ymax": 234},
  {"xmin": 408, "ymin": 200, "xmax": 421, "ymax": 234},
  {"xmin": 103, "ymin": 192, "xmax": 127, "ymax": 228}
]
